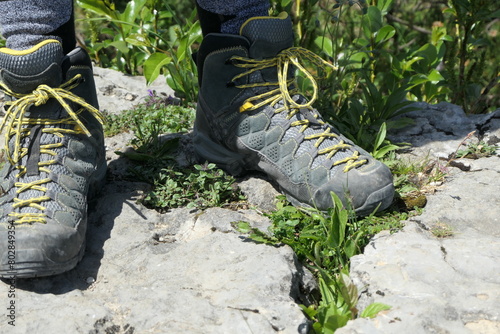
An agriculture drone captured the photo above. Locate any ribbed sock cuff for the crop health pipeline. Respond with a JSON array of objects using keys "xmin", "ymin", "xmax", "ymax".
[{"xmin": 196, "ymin": 0, "xmax": 269, "ymax": 35}]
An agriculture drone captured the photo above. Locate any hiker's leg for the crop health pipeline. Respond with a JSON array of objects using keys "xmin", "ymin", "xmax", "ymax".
[
  {"xmin": 0, "ymin": 0, "xmax": 76, "ymax": 53},
  {"xmin": 196, "ymin": 0, "xmax": 269, "ymax": 35}
]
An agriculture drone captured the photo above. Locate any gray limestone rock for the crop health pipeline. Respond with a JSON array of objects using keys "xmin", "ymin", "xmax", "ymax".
[
  {"xmin": 338, "ymin": 102, "xmax": 500, "ymax": 334},
  {"xmin": 337, "ymin": 223, "xmax": 500, "ymax": 334},
  {"xmin": 0, "ymin": 182, "xmax": 313, "ymax": 333},
  {"xmin": 238, "ymin": 175, "xmax": 282, "ymax": 213},
  {"xmin": 94, "ymin": 67, "xmax": 175, "ymax": 115},
  {"xmin": 389, "ymin": 102, "xmax": 500, "ymax": 160},
  {"xmin": 415, "ymin": 156, "xmax": 500, "ymax": 237}
]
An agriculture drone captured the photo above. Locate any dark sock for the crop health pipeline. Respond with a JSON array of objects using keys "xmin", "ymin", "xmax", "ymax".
[
  {"xmin": 196, "ymin": 2, "xmax": 236, "ymax": 36},
  {"xmin": 45, "ymin": 6, "xmax": 76, "ymax": 54}
]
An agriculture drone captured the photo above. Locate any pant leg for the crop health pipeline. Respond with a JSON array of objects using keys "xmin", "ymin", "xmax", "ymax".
[
  {"xmin": 197, "ymin": 0, "xmax": 270, "ymax": 34},
  {"xmin": 0, "ymin": 0, "xmax": 73, "ymax": 50}
]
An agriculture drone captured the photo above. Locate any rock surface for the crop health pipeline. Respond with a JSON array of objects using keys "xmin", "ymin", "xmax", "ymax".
[
  {"xmin": 1, "ymin": 67, "xmax": 499, "ymax": 333},
  {"xmin": 93, "ymin": 67, "xmax": 176, "ymax": 115},
  {"xmin": 339, "ymin": 106, "xmax": 500, "ymax": 334},
  {"xmin": 2, "ymin": 195, "xmax": 312, "ymax": 333}
]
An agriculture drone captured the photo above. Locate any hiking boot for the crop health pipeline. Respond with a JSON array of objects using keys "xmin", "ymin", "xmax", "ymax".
[
  {"xmin": 0, "ymin": 40, "xmax": 106, "ymax": 278},
  {"xmin": 193, "ymin": 13, "xmax": 394, "ymax": 214}
]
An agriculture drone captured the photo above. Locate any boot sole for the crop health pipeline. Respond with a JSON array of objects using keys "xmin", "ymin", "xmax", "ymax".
[{"xmin": 0, "ymin": 241, "xmax": 85, "ymax": 278}]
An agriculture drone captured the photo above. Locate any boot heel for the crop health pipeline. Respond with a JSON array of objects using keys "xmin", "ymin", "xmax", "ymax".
[{"xmin": 193, "ymin": 129, "xmax": 246, "ymax": 176}]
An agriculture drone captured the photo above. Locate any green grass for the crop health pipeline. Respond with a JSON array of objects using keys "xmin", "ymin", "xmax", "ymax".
[{"xmin": 430, "ymin": 222, "xmax": 455, "ymax": 238}]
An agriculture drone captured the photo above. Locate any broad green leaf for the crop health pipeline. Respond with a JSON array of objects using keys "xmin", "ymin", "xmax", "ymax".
[
  {"xmin": 362, "ymin": 6, "xmax": 383, "ymax": 35},
  {"xmin": 373, "ymin": 144, "xmax": 401, "ymax": 159},
  {"xmin": 140, "ymin": 7, "xmax": 154, "ymax": 22},
  {"xmin": 187, "ymin": 21, "xmax": 203, "ymax": 46},
  {"xmin": 375, "ymin": 25, "xmax": 396, "ymax": 44},
  {"xmin": 143, "ymin": 52, "xmax": 171, "ymax": 85},
  {"xmin": 318, "ymin": 277, "xmax": 336, "ymax": 305},
  {"xmin": 327, "ymin": 192, "xmax": 347, "ymax": 249},
  {"xmin": 360, "ymin": 302, "xmax": 391, "ymax": 318},
  {"xmin": 377, "ymin": 0, "xmax": 393, "ymax": 15},
  {"xmin": 413, "ymin": 43, "xmax": 438, "ymax": 67},
  {"xmin": 323, "ymin": 314, "xmax": 350, "ymax": 333},
  {"xmin": 344, "ymin": 239, "xmax": 358, "ymax": 258},
  {"xmin": 314, "ymin": 36, "xmax": 334, "ymax": 57},
  {"xmin": 339, "ymin": 273, "xmax": 358, "ymax": 309},
  {"xmin": 408, "ymin": 74, "xmax": 429, "ymax": 88},
  {"xmin": 101, "ymin": 27, "xmax": 115, "ymax": 36},
  {"xmin": 159, "ymin": 11, "xmax": 174, "ymax": 19},
  {"xmin": 125, "ymin": 33, "xmax": 150, "ymax": 47},
  {"xmin": 166, "ymin": 74, "xmax": 185, "ymax": 98},
  {"xmin": 427, "ymin": 69, "xmax": 444, "ymax": 82},
  {"xmin": 121, "ymin": 0, "xmax": 148, "ymax": 23},
  {"xmin": 299, "ymin": 305, "xmax": 318, "ymax": 319},
  {"xmin": 353, "ymin": 37, "xmax": 369, "ymax": 47},
  {"xmin": 109, "ymin": 40, "xmax": 129, "ymax": 54},
  {"xmin": 443, "ymin": 8, "xmax": 456, "ymax": 16},
  {"xmin": 312, "ymin": 322, "xmax": 323, "ymax": 333},
  {"xmin": 76, "ymin": 0, "xmax": 117, "ymax": 20},
  {"xmin": 401, "ymin": 56, "xmax": 423, "ymax": 72},
  {"xmin": 234, "ymin": 221, "xmax": 252, "ymax": 233},
  {"xmin": 373, "ymin": 122, "xmax": 387, "ymax": 152}
]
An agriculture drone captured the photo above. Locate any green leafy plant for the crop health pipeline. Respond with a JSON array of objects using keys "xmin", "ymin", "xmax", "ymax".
[
  {"xmin": 236, "ymin": 193, "xmax": 398, "ymax": 332},
  {"xmin": 77, "ymin": 0, "xmax": 202, "ymax": 104},
  {"xmin": 141, "ymin": 163, "xmax": 245, "ymax": 212},
  {"xmin": 302, "ymin": 271, "xmax": 391, "ymax": 333},
  {"xmin": 371, "ymin": 123, "xmax": 406, "ymax": 159},
  {"xmin": 270, "ymin": 1, "xmax": 419, "ymax": 152},
  {"xmin": 442, "ymin": 0, "xmax": 500, "ymax": 113},
  {"xmin": 390, "ymin": 154, "xmax": 446, "ymax": 191},
  {"xmin": 105, "ymin": 101, "xmax": 241, "ymax": 212},
  {"xmin": 104, "ymin": 91, "xmax": 196, "ymax": 139},
  {"xmin": 456, "ymin": 140, "xmax": 498, "ymax": 159},
  {"xmin": 430, "ymin": 222, "xmax": 454, "ymax": 238},
  {"xmin": 101, "ymin": 89, "xmax": 244, "ymax": 213},
  {"xmin": 77, "ymin": 0, "xmax": 158, "ymax": 74}
]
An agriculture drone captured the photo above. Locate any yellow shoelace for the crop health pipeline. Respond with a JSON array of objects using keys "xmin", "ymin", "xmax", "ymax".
[
  {"xmin": 0, "ymin": 74, "xmax": 105, "ymax": 224},
  {"xmin": 229, "ymin": 47, "xmax": 367, "ymax": 172}
]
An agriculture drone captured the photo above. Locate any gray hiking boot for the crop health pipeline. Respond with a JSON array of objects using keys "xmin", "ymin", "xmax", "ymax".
[
  {"xmin": 0, "ymin": 40, "xmax": 106, "ymax": 278},
  {"xmin": 193, "ymin": 13, "xmax": 394, "ymax": 214}
]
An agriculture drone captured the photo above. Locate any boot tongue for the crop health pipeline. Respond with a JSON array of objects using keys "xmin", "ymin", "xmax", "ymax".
[
  {"xmin": 240, "ymin": 13, "xmax": 294, "ymax": 59},
  {"xmin": 0, "ymin": 40, "xmax": 63, "ymax": 94}
]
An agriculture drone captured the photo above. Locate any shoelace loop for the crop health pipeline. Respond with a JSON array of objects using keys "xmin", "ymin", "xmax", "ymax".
[
  {"xmin": 229, "ymin": 47, "xmax": 367, "ymax": 171},
  {"xmin": 0, "ymin": 74, "xmax": 106, "ymax": 224},
  {"xmin": 230, "ymin": 47, "xmax": 336, "ymax": 112},
  {"xmin": 0, "ymin": 74, "xmax": 105, "ymax": 164}
]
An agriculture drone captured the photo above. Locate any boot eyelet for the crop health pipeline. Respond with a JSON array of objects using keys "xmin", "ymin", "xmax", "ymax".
[{"xmin": 226, "ymin": 81, "xmax": 236, "ymax": 88}]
